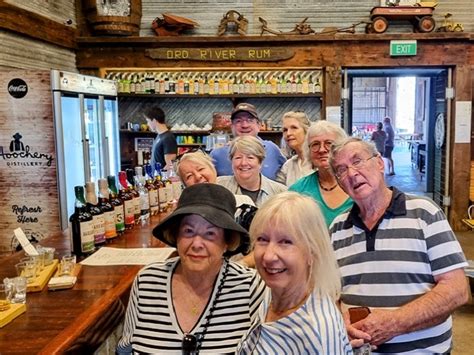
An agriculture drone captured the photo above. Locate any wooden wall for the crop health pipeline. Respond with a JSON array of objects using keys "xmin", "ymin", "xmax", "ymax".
[{"xmin": 0, "ymin": 71, "xmax": 60, "ymax": 254}]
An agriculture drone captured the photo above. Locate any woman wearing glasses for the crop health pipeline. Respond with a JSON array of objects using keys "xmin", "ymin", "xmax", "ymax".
[
  {"xmin": 117, "ymin": 184, "xmax": 266, "ymax": 354},
  {"xmin": 236, "ymin": 192, "xmax": 352, "ymax": 354},
  {"xmin": 289, "ymin": 120, "xmax": 353, "ymax": 226},
  {"xmin": 276, "ymin": 111, "xmax": 313, "ymax": 186},
  {"xmin": 217, "ymin": 136, "xmax": 287, "ymax": 208}
]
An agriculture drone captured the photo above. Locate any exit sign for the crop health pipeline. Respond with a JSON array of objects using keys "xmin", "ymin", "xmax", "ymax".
[{"xmin": 390, "ymin": 40, "xmax": 417, "ymax": 56}]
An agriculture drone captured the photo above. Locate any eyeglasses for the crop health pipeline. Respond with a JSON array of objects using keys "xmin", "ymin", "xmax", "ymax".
[
  {"xmin": 334, "ymin": 155, "xmax": 378, "ymax": 180},
  {"xmin": 182, "ymin": 333, "xmax": 198, "ymax": 354},
  {"xmin": 233, "ymin": 117, "xmax": 258, "ymax": 125},
  {"xmin": 309, "ymin": 140, "xmax": 334, "ymax": 152}
]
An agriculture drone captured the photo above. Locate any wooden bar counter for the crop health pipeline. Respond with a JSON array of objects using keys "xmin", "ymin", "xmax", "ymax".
[{"xmin": 0, "ymin": 214, "xmax": 168, "ymax": 354}]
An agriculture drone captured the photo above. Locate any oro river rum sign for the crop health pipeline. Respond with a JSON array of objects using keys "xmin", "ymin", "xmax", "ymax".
[{"xmin": 146, "ymin": 47, "xmax": 295, "ymax": 61}]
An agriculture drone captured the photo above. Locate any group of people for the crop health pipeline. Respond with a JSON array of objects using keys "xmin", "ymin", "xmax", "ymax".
[
  {"xmin": 118, "ymin": 103, "xmax": 469, "ymax": 354},
  {"xmin": 371, "ymin": 116, "xmax": 395, "ymax": 176}
]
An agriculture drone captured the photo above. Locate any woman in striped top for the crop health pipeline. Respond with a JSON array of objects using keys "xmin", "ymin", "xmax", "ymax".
[
  {"xmin": 117, "ymin": 184, "xmax": 266, "ymax": 354},
  {"xmin": 237, "ymin": 192, "xmax": 352, "ymax": 354}
]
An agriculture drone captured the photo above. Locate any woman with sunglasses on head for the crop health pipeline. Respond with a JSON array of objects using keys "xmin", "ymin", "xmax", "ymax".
[
  {"xmin": 289, "ymin": 121, "xmax": 353, "ymax": 227},
  {"xmin": 276, "ymin": 111, "xmax": 313, "ymax": 186},
  {"xmin": 117, "ymin": 184, "xmax": 266, "ymax": 354},
  {"xmin": 236, "ymin": 192, "xmax": 352, "ymax": 354}
]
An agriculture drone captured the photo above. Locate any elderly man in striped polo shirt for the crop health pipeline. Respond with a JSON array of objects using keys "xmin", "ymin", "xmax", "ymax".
[{"xmin": 329, "ymin": 137, "xmax": 469, "ymax": 354}]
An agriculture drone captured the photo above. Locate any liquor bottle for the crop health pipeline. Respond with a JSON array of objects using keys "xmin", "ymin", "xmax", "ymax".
[
  {"xmin": 85, "ymin": 181, "xmax": 106, "ymax": 248},
  {"xmin": 168, "ymin": 165, "xmax": 182, "ymax": 202},
  {"xmin": 161, "ymin": 169, "xmax": 174, "ymax": 207},
  {"xmin": 208, "ymin": 76, "xmax": 215, "ymax": 95},
  {"xmin": 265, "ymin": 76, "xmax": 272, "ymax": 94},
  {"xmin": 154, "ymin": 163, "xmax": 168, "ymax": 212},
  {"xmin": 213, "ymin": 75, "xmax": 219, "ymax": 95},
  {"xmin": 134, "ymin": 166, "xmax": 150, "ymax": 223},
  {"xmin": 244, "ymin": 75, "xmax": 250, "ymax": 94},
  {"xmin": 291, "ymin": 74, "xmax": 297, "ymax": 94},
  {"xmin": 203, "ymin": 76, "xmax": 209, "ymax": 95},
  {"xmin": 69, "ymin": 186, "xmax": 95, "ymax": 256},
  {"xmin": 130, "ymin": 75, "xmax": 137, "ymax": 94},
  {"xmin": 144, "ymin": 164, "xmax": 159, "ymax": 216},
  {"xmin": 123, "ymin": 73, "xmax": 131, "ymax": 94},
  {"xmin": 126, "ymin": 168, "xmax": 141, "ymax": 224},
  {"xmin": 177, "ymin": 75, "xmax": 185, "ymax": 94},
  {"xmin": 169, "ymin": 75, "xmax": 176, "ymax": 94},
  {"xmin": 280, "ymin": 75, "xmax": 287, "ymax": 94},
  {"xmin": 302, "ymin": 75, "xmax": 309, "ymax": 94},
  {"xmin": 271, "ymin": 76, "xmax": 278, "ymax": 94},
  {"xmin": 164, "ymin": 74, "xmax": 170, "ymax": 93},
  {"xmin": 193, "ymin": 76, "xmax": 200, "ymax": 95},
  {"xmin": 159, "ymin": 75, "xmax": 166, "ymax": 94},
  {"xmin": 116, "ymin": 73, "xmax": 124, "ymax": 93},
  {"xmin": 185, "ymin": 77, "xmax": 191, "ymax": 94},
  {"xmin": 118, "ymin": 171, "xmax": 135, "ymax": 229},
  {"xmin": 136, "ymin": 75, "xmax": 144, "ymax": 94},
  {"xmin": 107, "ymin": 175, "xmax": 125, "ymax": 235},
  {"xmin": 232, "ymin": 76, "xmax": 239, "ymax": 94},
  {"xmin": 308, "ymin": 75, "xmax": 315, "ymax": 94},
  {"xmin": 152, "ymin": 73, "xmax": 158, "ymax": 94},
  {"xmin": 285, "ymin": 75, "xmax": 292, "ymax": 93},
  {"xmin": 256, "ymin": 74, "xmax": 262, "ymax": 94},
  {"xmin": 238, "ymin": 75, "xmax": 244, "ymax": 94},
  {"xmin": 97, "ymin": 178, "xmax": 117, "ymax": 241},
  {"xmin": 315, "ymin": 77, "xmax": 322, "ymax": 92},
  {"xmin": 249, "ymin": 75, "xmax": 256, "ymax": 94},
  {"xmin": 144, "ymin": 72, "xmax": 151, "ymax": 93}
]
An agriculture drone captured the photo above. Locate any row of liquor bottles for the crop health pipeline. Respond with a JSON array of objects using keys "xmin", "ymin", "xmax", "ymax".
[
  {"xmin": 106, "ymin": 71, "xmax": 323, "ymax": 95},
  {"xmin": 69, "ymin": 164, "xmax": 182, "ymax": 256}
]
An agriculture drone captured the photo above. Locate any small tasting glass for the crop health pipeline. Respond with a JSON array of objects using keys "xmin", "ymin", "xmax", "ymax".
[
  {"xmin": 0, "ymin": 285, "xmax": 11, "ymax": 312},
  {"xmin": 59, "ymin": 254, "xmax": 77, "ymax": 276},
  {"xmin": 15, "ymin": 262, "xmax": 36, "ymax": 283}
]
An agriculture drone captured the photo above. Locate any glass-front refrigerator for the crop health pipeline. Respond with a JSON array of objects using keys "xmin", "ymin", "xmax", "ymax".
[{"xmin": 51, "ymin": 70, "xmax": 119, "ymax": 230}]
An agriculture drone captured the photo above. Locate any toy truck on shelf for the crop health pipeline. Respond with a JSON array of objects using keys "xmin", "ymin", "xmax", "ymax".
[{"xmin": 366, "ymin": 5, "xmax": 436, "ymax": 33}]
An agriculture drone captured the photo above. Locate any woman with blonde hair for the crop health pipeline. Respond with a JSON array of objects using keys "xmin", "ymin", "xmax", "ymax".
[
  {"xmin": 176, "ymin": 150, "xmax": 217, "ymax": 187},
  {"xmin": 237, "ymin": 192, "xmax": 352, "ymax": 354},
  {"xmin": 217, "ymin": 136, "xmax": 287, "ymax": 207},
  {"xmin": 277, "ymin": 111, "xmax": 313, "ymax": 186},
  {"xmin": 289, "ymin": 120, "xmax": 353, "ymax": 226}
]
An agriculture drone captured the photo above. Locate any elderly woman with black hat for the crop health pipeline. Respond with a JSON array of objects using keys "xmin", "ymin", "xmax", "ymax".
[{"xmin": 117, "ymin": 184, "xmax": 266, "ymax": 354}]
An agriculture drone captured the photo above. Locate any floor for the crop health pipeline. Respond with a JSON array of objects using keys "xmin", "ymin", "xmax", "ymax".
[{"xmin": 381, "ymin": 143, "xmax": 473, "ymax": 354}]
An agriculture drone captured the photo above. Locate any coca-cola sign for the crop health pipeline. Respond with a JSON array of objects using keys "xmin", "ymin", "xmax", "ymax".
[{"xmin": 8, "ymin": 78, "xmax": 28, "ymax": 98}]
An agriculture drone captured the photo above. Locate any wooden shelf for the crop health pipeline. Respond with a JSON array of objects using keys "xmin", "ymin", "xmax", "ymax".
[
  {"xmin": 118, "ymin": 93, "xmax": 322, "ymax": 98},
  {"xmin": 119, "ymin": 129, "xmax": 154, "ymax": 135}
]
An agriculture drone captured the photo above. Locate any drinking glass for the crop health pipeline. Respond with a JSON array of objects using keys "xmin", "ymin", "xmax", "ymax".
[
  {"xmin": 42, "ymin": 247, "xmax": 56, "ymax": 266},
  {"xmin": 0, "ymin": 285, "xmax": 11, "ymax": 311},
  {"xmin": 59, "ymin": 254, "xmax": 77, "ymax": 276},
  {"xmin": 15, "ymin": 262, "xmax": 36, "ymax": 283},
  {"xmin": 12, "ymin": 277, "xmax": 27, "ymax": 304}
]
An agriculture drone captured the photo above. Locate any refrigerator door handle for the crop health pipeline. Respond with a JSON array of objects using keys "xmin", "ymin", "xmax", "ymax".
[
  {"xmin": 99, "ymin": 96, "xmax": 110, "ymax": 177},
  {"xmin": 79, "ymin": 94, "xmax": 91, "ymax": 182}
]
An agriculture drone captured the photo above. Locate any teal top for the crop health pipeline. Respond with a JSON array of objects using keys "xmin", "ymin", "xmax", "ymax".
[{"xmin": 289, "ymin": 171, "xmax": 353, "ymax": 227}]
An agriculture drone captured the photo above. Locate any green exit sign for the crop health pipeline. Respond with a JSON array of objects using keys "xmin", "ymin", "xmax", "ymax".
[{"xmin": 390, "ymin": 40, "xmax": 417, "ymax": 56}]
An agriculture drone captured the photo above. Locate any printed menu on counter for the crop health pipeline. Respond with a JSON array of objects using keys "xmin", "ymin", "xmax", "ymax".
[{"xmin": 80, "ymin": 247, "xmax": 176, "ymax": 266}]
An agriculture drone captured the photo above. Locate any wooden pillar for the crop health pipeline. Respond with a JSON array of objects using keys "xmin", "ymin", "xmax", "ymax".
[{"xmin": 450, "ymin": 65, "xmax": 472, "ymax": 230}]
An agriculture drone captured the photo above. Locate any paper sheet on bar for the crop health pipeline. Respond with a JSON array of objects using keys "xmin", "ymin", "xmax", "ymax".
[{"xmin": 80, "ymin": 247, "xmax": 176, "ymax": 266}]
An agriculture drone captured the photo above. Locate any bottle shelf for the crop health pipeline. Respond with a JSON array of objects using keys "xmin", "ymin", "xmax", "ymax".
[{"xmin": 118, "ymin": 93, "xmax": 322, "ymax": 98}]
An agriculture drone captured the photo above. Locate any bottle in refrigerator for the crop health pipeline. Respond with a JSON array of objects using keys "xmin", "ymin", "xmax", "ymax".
[
  {"xmin": 118, "ymin": 171, "xmax": 135, "ymax": 229},
  {"xmin": 69, "ymin": 186, "xmax": 95, "ymax": 256},
  {"xmin": 107, "ymin": 175, "xmax": 125, "ymax": 235},
  {"xmin": 85, "ymin": 181, "xmax": 106, "ymax": 248},
  {"xmin": 144, "ymin": 164, "xmax": 159, "ymax": 216},
  {"xmin": 98, "ymin": 178, "xmax": 117, "ymax": 240},
  {"xmin": 126, "ymin": 168, "xmax": 141, "ymax": 224}
]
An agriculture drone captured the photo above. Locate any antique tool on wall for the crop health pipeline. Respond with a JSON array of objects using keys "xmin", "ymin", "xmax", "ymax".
[
  {"xmin": 259, "ymin": 17, "xmax": 315, "ymax": 35},
  {"xmin": 319, "ymin": 22, "xmax": 369, "ymax": 35},
  {"xmin": 436, "ymin": 13, "xmax": 463, "ymax": 32},
  {"xmin": 152, "ymin": 13, "xmax": 199, "ymax": 36},
  {"xmin": 217, "ymin": 10, "xmax": 248, "ymax": 36}
]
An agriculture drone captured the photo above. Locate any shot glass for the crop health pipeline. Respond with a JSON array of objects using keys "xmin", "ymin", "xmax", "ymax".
[
  {"xmin": 59, "ymin": 254, "xmax": 76, "ymax": 276},
  {"xmin": 15, "ymin": 262, "xmax": 36, "ymax": 284},
  {"xmin": 12, "ymin": 277, "xmax": 27, "ymax": 304},
  {"xmin": 0, "ymin": 285, "xmax": 11, "ymax": 311},
  {"xmin": 42, "ymin": 247, "xmax": 56, "ymax": 266}
]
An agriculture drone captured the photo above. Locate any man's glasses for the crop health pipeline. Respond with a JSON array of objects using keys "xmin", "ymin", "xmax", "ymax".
[
  {"xmin": 334, "ymin": 155, "xmax": 378, "ymax": 180},
  {"xmin": 309, "ymin": 140, "xmax": 334, "ymax": 152},
  {"xmin": 233, "ymin": 117, "xmax": 258, "ymax": 125},
  {"xmin": 182, "ymin": 333, "xmax": 198, "ymax": 354}
]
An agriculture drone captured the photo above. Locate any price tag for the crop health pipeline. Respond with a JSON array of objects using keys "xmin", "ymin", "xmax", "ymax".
[{"xmin": 14, "ymin": 228, "xmax": 39, "ymax": 256}]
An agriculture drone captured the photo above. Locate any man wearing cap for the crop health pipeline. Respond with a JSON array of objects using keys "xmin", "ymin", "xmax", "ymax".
[{"xmin": 210, "ymin": 103, "xmax": 286, "ymax": 181}]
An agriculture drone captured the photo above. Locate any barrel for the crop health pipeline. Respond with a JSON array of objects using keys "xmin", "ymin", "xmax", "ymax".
[{"xmin": 82, "ymin": 0, "xmax": 142, "ymax": 36}]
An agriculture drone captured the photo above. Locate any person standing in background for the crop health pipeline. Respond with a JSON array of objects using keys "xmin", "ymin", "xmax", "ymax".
[
  {"xmin": 210, "ymin": 103, "xmax": 286, "ymax": 181},
  {"xmin": 383, "ymin": 116, "xmax": 395, "ymax": 175},
  {"xmin": 371, "ymin": 122, "xmax": 386, "ymax": 156},
  {"xmin": 143, "ymin": 106, "xmax": 177, "ymax": 171}
]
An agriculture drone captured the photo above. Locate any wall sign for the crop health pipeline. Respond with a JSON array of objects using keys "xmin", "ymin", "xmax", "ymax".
[
  {"xmin": 146, "ymin": 47, "xmax": 295, "ymax": 61},
  {"xmin": 7, "ymin": 78, "xmax": 28, "ymax": 99}
]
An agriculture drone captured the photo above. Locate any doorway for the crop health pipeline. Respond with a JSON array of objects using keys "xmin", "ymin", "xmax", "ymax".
[{"xmin": 345, "ymin": 68, "xmax": 449, "ymax": 202}]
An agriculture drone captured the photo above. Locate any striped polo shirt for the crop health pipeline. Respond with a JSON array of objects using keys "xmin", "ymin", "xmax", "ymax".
[
  {"xmin": 117, "ymin": 258, "xmax": 266, "ymax": 354},
  {"xmin": 330, "ymin": 187, "xmax": 467, "ymax": 354},
  {"xmin": 236, "ymin": 289, "xmax": 353, "ymax": 354}
]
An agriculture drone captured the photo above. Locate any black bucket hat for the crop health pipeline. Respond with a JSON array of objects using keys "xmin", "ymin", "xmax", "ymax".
[{"xmin": 152, "ymin": 183, "xmax": 248, "ymax": 253}]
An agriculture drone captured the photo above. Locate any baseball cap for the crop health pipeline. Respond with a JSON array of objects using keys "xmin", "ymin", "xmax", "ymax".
[{"xmin": 231, "ymin": 103, "xmax": 259, "ymax": 121}]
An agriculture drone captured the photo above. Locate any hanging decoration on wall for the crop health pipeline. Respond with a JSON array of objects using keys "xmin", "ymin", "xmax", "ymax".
[
  {"xmin": 217, "ymin": 10, "xmax": 248, "ymax": 36},
  {"xmin": 152, "ymin": 13, "xmax": 199, "ymax": 36},
  {"xmin": 259, "ymin": 17, "xmax": 315, "ymax": 35}
]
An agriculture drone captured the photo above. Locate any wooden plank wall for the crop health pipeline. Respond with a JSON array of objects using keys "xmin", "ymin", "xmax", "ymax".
[
  {"xmin": 140, "ymin": 0, "xmax": 473, "ymax": 36},
  {"xmin": 0, "ymin": 71, "xmax": 60, "ymax": 254}
]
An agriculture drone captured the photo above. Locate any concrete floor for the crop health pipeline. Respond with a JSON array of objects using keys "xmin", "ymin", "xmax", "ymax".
[{"xmin": 382, "ymin": 144, "xmax": 474, "ymax": 354}]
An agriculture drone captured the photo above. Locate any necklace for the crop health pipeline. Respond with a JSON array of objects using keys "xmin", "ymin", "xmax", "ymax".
[{"xmin": 317, "ymin": 172, "xmax": 338, "ymax": 192}]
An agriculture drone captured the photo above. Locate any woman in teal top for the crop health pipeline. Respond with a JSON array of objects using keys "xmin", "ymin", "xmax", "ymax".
[{"xmin": 289, "ymin": 121, "xmax": 353, "ymax": 227}]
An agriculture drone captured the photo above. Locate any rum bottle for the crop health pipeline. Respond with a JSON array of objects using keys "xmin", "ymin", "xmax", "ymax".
[
  {"xmin": 126, "ymin": 168, "xmax": 141, "ymax": 224},
  {"xmin": 85, "ymin": 181, "xmax": 106, "ymax": 248},
  {"xmin": 144, "ymin": 164, "xmax": 159, "ymax": 216},
  {"xmin": 134, "ymin": 166, "xmax": 150, "ymax": 223},
  {"xmin": 118, "ymin": 171, "xmax": 135, "ymax": 229},
  {"xmin": 69, "ymin": 186, "xmax": 95, "ymax": 256},
  {"xmin": 98, "ymin": 178, "xmax": 117, "ymax": 241},
  {"xmin": 107, "ymin": 175, "xmax": 125, "ymax": 235}
]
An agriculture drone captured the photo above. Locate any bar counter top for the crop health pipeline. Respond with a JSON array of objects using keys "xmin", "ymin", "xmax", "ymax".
[{"xmin": 0, "ymin": 214, "xmax": 168, "ymax": 354}]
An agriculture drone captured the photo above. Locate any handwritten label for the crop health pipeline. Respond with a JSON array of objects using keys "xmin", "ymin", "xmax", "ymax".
[{"xmin": 146, "ymin": 48, "xmax": 295, "ymax": 62}]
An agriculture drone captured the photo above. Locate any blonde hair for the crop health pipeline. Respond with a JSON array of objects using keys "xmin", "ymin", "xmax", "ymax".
[
  {"xmin": 176, "ymin": 151, "xmax": 216, "ymax": 182},
  {"xmin": 229, "ymin": 136, "xmax": 266, "ymax": 163},
  {"xmin": 281, "ymin": 111, "xmax": 311, "ymax": 157},
  {"xmin": 304, "ymin": 120, "xmax": 348, "ymax": 162},
  {"xmin": 249, "ymin": 192, "xmax": 341, "ymax": 301}
]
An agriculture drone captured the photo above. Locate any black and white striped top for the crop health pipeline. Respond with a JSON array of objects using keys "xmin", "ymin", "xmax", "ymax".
[
  {"xmin": 330, "ymin": 188, "xmax": 467, "ymax": 354},
  {"xmin": 117, "ymin": 257, "xmax": 266, "ymax": 354}
]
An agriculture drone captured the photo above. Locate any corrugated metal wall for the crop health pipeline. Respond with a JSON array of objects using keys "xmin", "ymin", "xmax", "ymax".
[
  {"xmin": 1, "ymin": 0, "xmax": 76, "ymax": 71},
  {"xmin": 141, "ymin": 0, "xmax": 473, "ymax": 36}
]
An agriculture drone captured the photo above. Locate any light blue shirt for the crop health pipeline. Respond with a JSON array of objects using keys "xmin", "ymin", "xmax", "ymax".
[{"xmin": 210, "ymin": 137, "xmax": 286, "ymax": 181}]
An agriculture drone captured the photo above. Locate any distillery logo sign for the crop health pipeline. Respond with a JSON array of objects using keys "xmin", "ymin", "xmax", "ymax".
[
  {"xmin": 8, "ymin": 78, "xmax": 28, "ymax": 99},
  {"xmin": 0, "ymin": 132, "xmax": 53, "ymax": 167}
]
